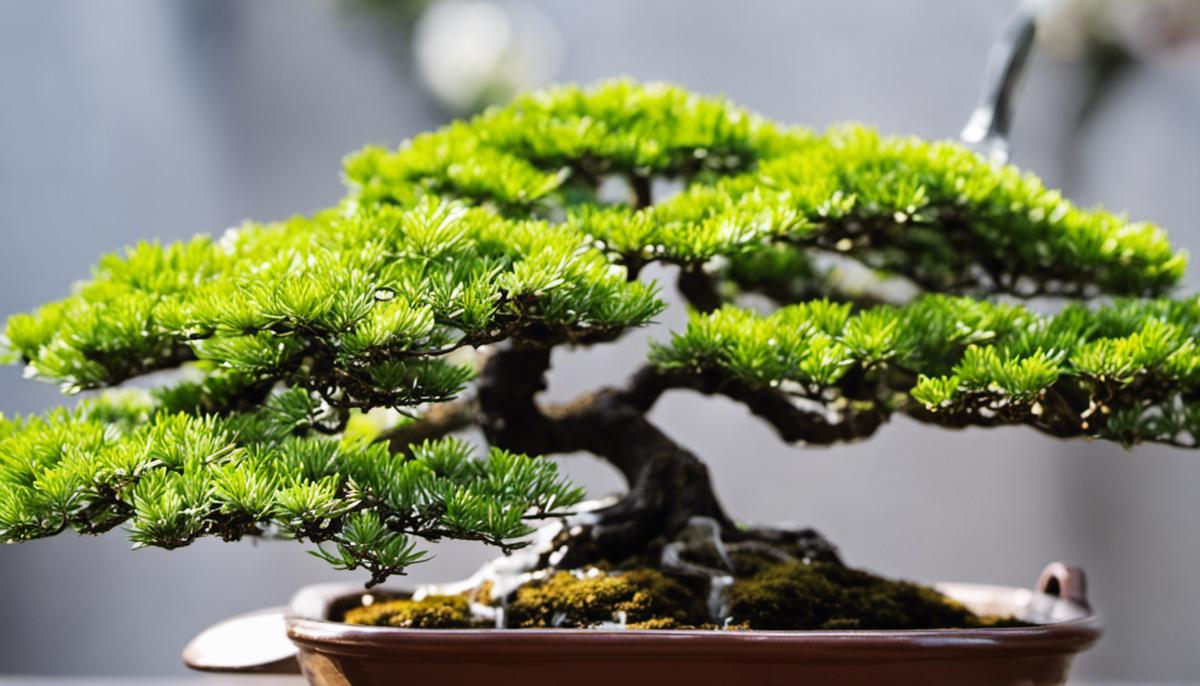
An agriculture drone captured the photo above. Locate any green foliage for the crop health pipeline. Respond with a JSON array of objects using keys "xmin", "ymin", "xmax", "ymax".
[
  {"xmin": 345, "ymin": 80, "xmax": 1184, "ymax": 298},
  {"xmin": 344, "ymin": 80, "xmax": 798, "ymax": 211},
  {"xmin": 656, "ymin": 295, "xmax": 1200, "ymax": 445},
  {"xmin": 2, "ymin": 79, "xmax": 1198, "ymax": 584},
  {"xmin": 4, "ymin": 198, "xmax": 662, "ymax": 396},
  {"xmin": 0, "ymin": 389, "xmax": 583, "ymax": 585}
]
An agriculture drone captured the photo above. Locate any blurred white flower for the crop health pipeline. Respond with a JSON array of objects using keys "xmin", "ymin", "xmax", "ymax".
[{"xmin": 413, "ymin": 0, "xmax": 564, "ymax": 113}]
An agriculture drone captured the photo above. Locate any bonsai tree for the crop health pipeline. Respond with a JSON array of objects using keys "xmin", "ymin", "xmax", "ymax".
[{"xmin": 1, "ymin": 81, "xmax": 1194, "ymax": 627}]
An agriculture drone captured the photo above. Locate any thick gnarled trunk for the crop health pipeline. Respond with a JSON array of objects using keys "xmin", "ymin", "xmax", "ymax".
[{"xmin": 476, "ymin": 346, "xmax": 732, "ymax": 565}]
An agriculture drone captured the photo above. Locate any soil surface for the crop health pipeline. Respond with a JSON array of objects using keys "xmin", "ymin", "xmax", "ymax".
[{"xmin": 342, "ymin": 558, "xmax": 1027, "ymax": 630}]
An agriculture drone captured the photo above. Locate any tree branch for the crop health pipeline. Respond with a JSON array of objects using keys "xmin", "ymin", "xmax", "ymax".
[
  {"xmin": 618, "ymin": 365, "xmax": 889, "ymax": 445},
  {"xmin": 475, "ymin": 346, "xmax": 732, "ymax": 562},
  {"xmin": 629, "ymin": 174, "xmax": 653, "ymax": 210},
  {"xmin": 379, "ymin": 399, "xmax": 479, "ymax": 453},
  {"xmin": 677, "ymin": 267, "xmax": 723, "ymax": 313}
]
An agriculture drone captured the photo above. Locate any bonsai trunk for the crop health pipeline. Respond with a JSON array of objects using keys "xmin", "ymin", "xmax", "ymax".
[{"xmin": 476, "ymin": 346, "xmax": 839, "ymax": 569}]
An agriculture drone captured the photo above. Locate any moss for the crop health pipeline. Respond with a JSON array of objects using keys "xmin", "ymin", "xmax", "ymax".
[
  {"xmin": 626, "ymin": 617, "xmax": 690, "ymax": 630},
  {"xmin": 342, "ymin": 594, "xmax": 478, "ymax": 628},
  {"xmin": 341, "ymin": 562, "xmax": 1025, "ymax": 631},
  {"xmin": 728, "ymin": 561, "xmax": 1026, "ymax": 630},
  {"xmin": 507, "ymin": 569, "xmax": 708, "ymax": 629}
]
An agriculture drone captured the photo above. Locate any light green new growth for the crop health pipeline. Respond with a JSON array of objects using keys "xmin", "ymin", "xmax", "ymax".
[
  {"xmin": 0, "ymin": 388, "xmax": 582, "ymax": 586},
  {"xmin": 2, "ymin": 199, "xmax": 660, "ymax": 394},
  {"xmin": 1, "ymin": 80, "xmax": 1196, "ymax": 582},
  {"xmin": 654, "ymin": 295, "xmax": 1200, "ymax": 447},
  {"xmin": 345, "ymin": 81, "xmax": 1182, "ymax": 295}
]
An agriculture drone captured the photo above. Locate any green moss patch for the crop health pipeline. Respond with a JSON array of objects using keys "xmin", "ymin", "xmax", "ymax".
[
  {"xmin": 728, "ymin": 561, "xmax": 1027, "ymax": 630},
  {"xmin": 507, "ymin": 569, "xmax": 708, "ymax": 629},
  {"xmin": 342, "ymin": 594, "xmax": 478, "ymax": 628},
  {"xmin": 342, "ymin": 562, "xmax": 1025, "ymax": 630}
]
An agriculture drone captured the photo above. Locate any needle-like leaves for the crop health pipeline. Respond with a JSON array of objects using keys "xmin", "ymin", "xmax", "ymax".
[{"xmin": 1, "ymin": 80, "xmax": 1196, "ymax": 584}]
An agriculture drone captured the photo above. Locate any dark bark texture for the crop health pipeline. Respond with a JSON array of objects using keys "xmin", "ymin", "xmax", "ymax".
[
  {"xmin": 474, "ymin": 346, "xmax": 845, "ymax": 569},
  {"xmin": 477, "ymin": 346, "xmax": 731, "ymax": 565}
]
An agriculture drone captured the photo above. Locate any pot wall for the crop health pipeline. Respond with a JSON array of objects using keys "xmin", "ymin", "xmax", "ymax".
[{"xmin": 280, "ymin": 564, "xmax": 1101, "ymax": 686}]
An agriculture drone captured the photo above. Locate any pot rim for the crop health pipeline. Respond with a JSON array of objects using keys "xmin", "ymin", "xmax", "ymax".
[{"xmin": 284, "ymin": 572, "xmax": 1102, "ymax": 662}]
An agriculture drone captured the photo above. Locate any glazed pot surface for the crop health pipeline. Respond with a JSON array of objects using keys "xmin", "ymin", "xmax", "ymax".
[{"xmin": 279, "ymin": 563, "xmax": 1100, "ymax": 686}]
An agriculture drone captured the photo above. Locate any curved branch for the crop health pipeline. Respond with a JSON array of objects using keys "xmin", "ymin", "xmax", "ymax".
[
  {"xmin": 629, "ymin": 174, "xmax": 653, "ymax": 210},
  {"xmin": 619, "ymin": 365, "xmax": 888, "ymax": 445},
  {"xmin": 476, "ymin": 346, "xmax": 732, "ymax": 562},
  {"xmin": 677, "ymin": 268, "xmax": 724, "ymax": 313}
]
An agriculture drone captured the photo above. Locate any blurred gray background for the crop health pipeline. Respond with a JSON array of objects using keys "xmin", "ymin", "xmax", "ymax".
[{"xmin": 1, "ymin": 0, "xmax": 1199, "ymax": 683}]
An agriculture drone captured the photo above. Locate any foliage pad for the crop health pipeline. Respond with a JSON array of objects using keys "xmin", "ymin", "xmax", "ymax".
[{"xmin": 655, "ymin": 296, "xmax": 1200, "ymax": 446}]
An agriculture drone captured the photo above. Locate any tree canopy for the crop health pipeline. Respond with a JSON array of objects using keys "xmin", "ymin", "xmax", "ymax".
[{"xmin": 1, "ymin": 80, "xmax": 1194, "ymax": 582}]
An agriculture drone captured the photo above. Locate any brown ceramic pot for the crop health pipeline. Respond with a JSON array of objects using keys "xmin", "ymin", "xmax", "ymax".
[{"xmin": 185, "ymin": 562, "xmax": 1100, "ymax": 686}]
